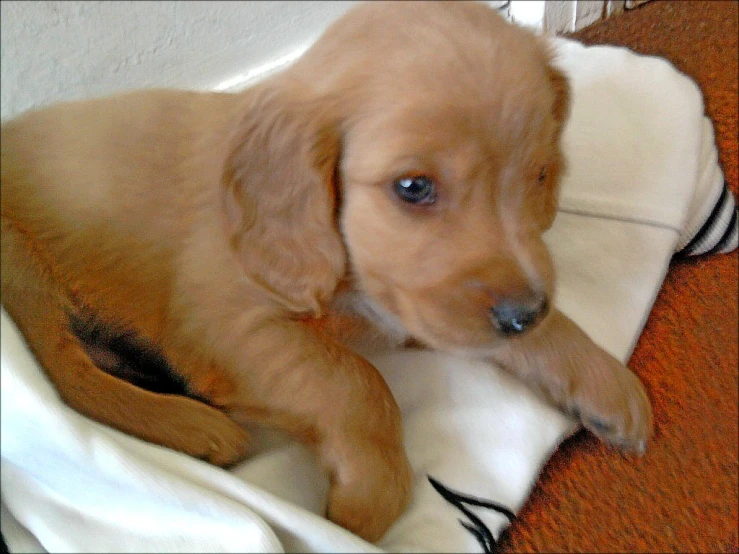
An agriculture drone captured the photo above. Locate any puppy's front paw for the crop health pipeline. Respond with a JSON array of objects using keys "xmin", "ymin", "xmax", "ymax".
[
  {"xmin": 326, "ymin": 444, "xmax": 413, "ymax": 542},
  {"xmin": 572, "ymin": 351, "xmax": 653, "ymax": 454}
]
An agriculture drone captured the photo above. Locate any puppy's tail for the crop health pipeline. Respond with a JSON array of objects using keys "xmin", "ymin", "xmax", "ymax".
[{"xmin": 1, "ymin": 219, "xmax": 250, "ymax": 467}]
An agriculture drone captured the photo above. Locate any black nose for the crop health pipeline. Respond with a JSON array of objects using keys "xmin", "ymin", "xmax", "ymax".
[{"xmin": 490, "ymin": 295, "xmax": 549, "ymax": 336}]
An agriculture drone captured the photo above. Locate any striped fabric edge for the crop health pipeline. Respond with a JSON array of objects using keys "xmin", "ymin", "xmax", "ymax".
[{"xmin": 675, "ymin": 183, "xmax": 739, "ymax": 257}]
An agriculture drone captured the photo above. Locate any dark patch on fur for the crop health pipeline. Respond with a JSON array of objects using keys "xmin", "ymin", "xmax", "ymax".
[{"xmin": 68, "ymin": 310, "xmax": 209, "ymax": 403}]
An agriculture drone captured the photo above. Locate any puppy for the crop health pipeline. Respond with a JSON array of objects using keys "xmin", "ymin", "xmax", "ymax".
[{"xmin": 0, "ymin": 1, "xmax": 652, "ymax": 541}]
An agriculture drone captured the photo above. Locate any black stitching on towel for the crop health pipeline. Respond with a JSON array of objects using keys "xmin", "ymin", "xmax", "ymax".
[
  {"xmin": 428, "ymin": 475, "xmax": 514, "ymax": 554},
  {"xmin": 677, "ymin": 184, "xmax": 729, "ymax": 256},
  {"xmin": 704, "ymin": 208, "xmax": 738, "ymax": 256}
]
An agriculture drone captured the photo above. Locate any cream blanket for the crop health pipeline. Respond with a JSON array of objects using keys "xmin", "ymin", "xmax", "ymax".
[{"xmin": 1, "ymin": 37, "xmax": 736, "ymax": 553}]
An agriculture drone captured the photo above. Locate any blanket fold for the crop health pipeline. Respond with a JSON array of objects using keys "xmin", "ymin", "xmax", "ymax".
[{"xmin": 1, "ymin": 36, "xmax": 736, "ymax": 554}]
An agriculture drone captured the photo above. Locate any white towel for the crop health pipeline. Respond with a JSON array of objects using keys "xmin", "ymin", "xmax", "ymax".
[{"xmin": 1, "ymin": 37, "xmax": 736, "ymax": 554}]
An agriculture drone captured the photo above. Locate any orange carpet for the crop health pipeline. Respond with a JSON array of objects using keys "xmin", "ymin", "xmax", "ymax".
[{"xmin": 498, "ymin": 2, "xmax": 739, "ymax": 552}]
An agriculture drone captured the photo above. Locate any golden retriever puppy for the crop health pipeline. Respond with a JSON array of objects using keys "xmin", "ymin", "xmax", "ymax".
[{"xmin": 0, "ymin": 1, "xmax": 652, "ymax": 541}]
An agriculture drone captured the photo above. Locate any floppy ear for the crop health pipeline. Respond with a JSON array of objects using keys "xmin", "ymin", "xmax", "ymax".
[
  {"xmin": 541, "ymin": 60, "xmax": 572, "ymax": 229},
  {"xmin": 222, "ymin": 79, "xmax": 346, "ymax": 316},
  {"xmin": 547, "ymin": 63, "xmax": 571, "ymax": 136}
]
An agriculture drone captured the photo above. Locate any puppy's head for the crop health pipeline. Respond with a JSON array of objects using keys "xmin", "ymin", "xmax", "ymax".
[{"xmin": 229, "ymin": 1, "xmax": 570, "ymax": 354}]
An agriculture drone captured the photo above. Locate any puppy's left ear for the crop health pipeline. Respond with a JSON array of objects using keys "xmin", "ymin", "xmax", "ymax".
[
  {"xmin": 546, "ymin": 63, "xmax": 571, "ymax": 135},
  {"xmin": 541, "ymin": 59, "xmax": 572, "ymax": 229},
  {"xmin": 222, "ymin": 78, "xmax": 346, "ymax": 316}
]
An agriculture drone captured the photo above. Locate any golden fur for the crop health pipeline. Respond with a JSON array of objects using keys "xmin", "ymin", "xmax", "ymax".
[{"xmin": 0, "ymin": 1, "xmax": 652, "ymax": 541}]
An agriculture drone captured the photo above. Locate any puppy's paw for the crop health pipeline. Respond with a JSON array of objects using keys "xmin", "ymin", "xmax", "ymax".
[
  {"xmin": 326, "ymin": 446, "xmax": 413, "ymax": 542},
  {"xmin": 572, "ymin": 351, "xmax": 653, "ymax": 454},
  {"xmin": 168, "ymin": 397, "xmax": 250, "ymax": 467}
]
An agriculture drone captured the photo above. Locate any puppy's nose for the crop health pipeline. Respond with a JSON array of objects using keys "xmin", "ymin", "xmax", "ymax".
[{"xmin": 489, "ymin": 294, "xmax": 549, "ymax": 336}]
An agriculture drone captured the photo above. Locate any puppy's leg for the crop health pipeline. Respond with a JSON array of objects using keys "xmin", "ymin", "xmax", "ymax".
[
  {"xmin": 0, "ymin": 223, "xmax": 249, "ymax": 466},
  {"xmin": 266, "ymin": 326, "xmax": 412, "ymax": 542},
  {"xmin": 161, "ymin": 292, "xmax": 412, "ymax": 541},
  {"xmin": 489, "ymin": 309, "xmax": 653, "ymax": 452}
]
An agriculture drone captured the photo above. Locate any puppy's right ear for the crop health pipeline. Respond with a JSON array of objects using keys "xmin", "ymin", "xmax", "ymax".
[{"xmin": 222, "ymin": 79, "xmax": 346, "ymax": 316}]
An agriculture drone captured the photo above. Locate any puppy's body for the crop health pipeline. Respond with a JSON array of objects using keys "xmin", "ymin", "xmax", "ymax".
[{"xmin": 1, "ymin": 1, "xmax": 652, "ymax": 541}]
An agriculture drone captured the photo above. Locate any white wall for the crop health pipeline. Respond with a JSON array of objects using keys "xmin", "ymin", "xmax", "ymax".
[
  {"xmin": 510, "ymin": 0, "xmax": 640, "ymax": 34},
  {"xmin": 1, "ymin": 1, "xmax": 531, "ymax": 120},
  {"xmin": 1, "ymin": 1, "xmax": 631, "ymax": 121},
  {"xmin": 0, "ymin": 1, "xmax": 359, "ymax": 119}
]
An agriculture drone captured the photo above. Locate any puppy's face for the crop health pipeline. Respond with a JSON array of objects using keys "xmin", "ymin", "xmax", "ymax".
[
  {"xmin": 288, "ymin": 2, "xmax": 570, "ymax": 353},
  {"xmin": 340, "ymin": 87, "xmax": 564, "ymax": 353}
]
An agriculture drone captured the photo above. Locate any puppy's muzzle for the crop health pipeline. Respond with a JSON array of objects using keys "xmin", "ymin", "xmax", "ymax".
[{"xmin": 489, "ymin": 294, "xmax": 549, "ymax": 336}]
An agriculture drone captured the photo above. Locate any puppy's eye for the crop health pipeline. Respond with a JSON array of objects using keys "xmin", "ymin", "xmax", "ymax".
[
  {"xmin": 393, "ymin": 175, "xmax": 436, "ymax": 205},
  {"xmin": 538, "ymin": 166, "xmax": 548, "ymax": 184}
]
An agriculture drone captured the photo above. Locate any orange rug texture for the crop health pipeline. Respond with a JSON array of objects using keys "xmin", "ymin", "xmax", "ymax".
[{"xmin": 498, "ymin": 1, "xmax": 739, "ymax": 552}]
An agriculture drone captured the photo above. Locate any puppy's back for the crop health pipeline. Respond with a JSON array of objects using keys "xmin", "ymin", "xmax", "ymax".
[
  {"xmin": 0, "ymin": 89, "xmax": 242, "ymax": 334},
  {"xmin": 3, "ymin": 91, "xmax": 206, "ymax": 222}
]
